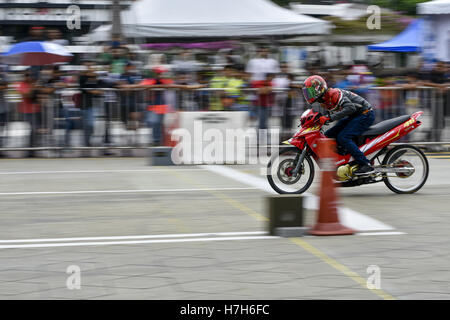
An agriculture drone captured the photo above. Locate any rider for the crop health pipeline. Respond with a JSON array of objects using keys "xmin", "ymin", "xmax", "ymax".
[{"xmin": 302, "ymin": 75, "xmax": 376, "ymax": 175}]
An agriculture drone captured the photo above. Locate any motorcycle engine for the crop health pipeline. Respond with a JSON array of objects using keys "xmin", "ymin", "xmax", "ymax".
[
  {"xmin": 336, "ymin": 164, "xmax": 359, "ymax": 181},
  {"xmin": 337, "ymin": 165, "xmax": 351, "ymax": 181}
]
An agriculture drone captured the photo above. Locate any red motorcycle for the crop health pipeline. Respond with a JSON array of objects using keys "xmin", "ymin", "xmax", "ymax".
[{"xmin": 267, "ymin": 109, "xmax": 429, "ymax": 194}]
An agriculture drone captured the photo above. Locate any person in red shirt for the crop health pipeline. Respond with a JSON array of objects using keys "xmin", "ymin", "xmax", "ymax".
[
  {"xmin": 18, "ymin": 71, "xmax": 42, "ymax": 157},
  {"xmin": 251, "ymin": 72, "xmax": 275, "ymax": 130},
  {"xmin": 140, "ymin": 67, "xmax": 175, "ymax": 146}
]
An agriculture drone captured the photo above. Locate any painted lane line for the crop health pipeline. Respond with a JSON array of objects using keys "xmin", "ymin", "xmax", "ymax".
[
  {"xmin": 0, "ymin": 187, "xmax": 258, "ymax": 196},
  {"xmin": 0, "ymin": 231, "xmax": 268, "ymax": 244},
  {"xmin": 201, "ymin": 165, "xmax": 396, "ymax": 233},
  {"xmin": 0, "ymin": 230, "xmax": 405, "ymax": 245},
  {"xmin": 202, "ymin": 165, "xmax": 276, "ymax": 194},
  {"xmin": 0, "ymin": 169, "xmax": 205, "ymax": 175},
  {"xmin": 356, "ymin": 231, "xmax": 406, "ymax": 236},
  {"xmin": 0, "ymin": 235, "xmax": 278, "ymax": 250},
  {"xmin": 289, "ymin": 238, "xmax": 396, "ymax": 300}
]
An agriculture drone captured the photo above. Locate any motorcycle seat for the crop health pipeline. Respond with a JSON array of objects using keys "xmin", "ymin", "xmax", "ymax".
[{"xmin": 362, "ymin": 115, "xmax": 411, "ymax": 137}]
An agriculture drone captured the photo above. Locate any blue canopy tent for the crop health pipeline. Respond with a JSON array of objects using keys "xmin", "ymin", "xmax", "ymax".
[{"xmin": 368, "ymin": 19, "xmax": 424, "ymax": 52}]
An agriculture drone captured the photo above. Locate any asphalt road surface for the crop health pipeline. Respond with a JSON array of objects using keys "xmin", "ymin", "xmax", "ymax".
[{"xmin": 0, "ymin": 153, "xmax": 449, "ymax": 299}]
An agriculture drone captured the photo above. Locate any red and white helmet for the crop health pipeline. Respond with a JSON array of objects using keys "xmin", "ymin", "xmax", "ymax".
[{"xmin": 302, "ymin": 75, "xmax": 328, "ymax": 104}]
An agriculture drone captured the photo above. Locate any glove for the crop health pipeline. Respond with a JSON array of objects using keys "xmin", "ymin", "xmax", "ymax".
[{"xmin": 319, "ymin": 116, "xmax": 331, "ymax": 126}]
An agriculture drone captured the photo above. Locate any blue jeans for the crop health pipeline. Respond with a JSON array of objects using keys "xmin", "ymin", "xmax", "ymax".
[
  {"xmin": 258, "ymin": 107, "xmax": 269, "ymax": 130},
  {"xmin": 82, "ymin": 108, "xmax": 94, "ymax": 147},
  {"xmin": 325, "ymin": 110, "xmax": 375, "ymax": 165},
  {"xmin": 0, "ymin": 112, "xmax": 6, "ymax": 148},
  {"xmin": 23, "ymin": 113, "xmax": 42, "ymax": 152},
  {"xmin": 147, "ymin": 111, "xmax": 164, "ymax": 145},
  {"xmin": 63, "ymin": 109, "xmax": 82, "ymax": 147}
]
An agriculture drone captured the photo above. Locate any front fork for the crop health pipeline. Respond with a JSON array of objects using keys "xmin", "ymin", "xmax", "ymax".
[{"xmin": 292, "ymin": 147, "xmax": 308, "ymax": 176}]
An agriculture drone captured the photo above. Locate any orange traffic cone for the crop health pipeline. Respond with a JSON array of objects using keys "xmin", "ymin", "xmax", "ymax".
[{"xmin": 309, "ymin": 138, "xmax": 355, "ymax": 236}]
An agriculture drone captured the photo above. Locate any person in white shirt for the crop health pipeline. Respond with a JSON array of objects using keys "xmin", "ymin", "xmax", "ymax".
[
  {"xmin": 172, "ymin": 50, "xmax": 200, "ymax": 83},
  {"xmin": 272, "ymin": 64, "xmax": 291, "ymax": 119},
  {"xmin": 245, "ymin": 47, "xmax": 280, "ymax": 82}
]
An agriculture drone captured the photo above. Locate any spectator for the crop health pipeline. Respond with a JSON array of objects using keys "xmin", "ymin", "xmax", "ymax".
[
  {"xmin": 117, "ymin": 62, "xmax": 143, "ymax": 153},
  {"xmin": 272, "ymin": 65, "xmax": 301, "ymax": 134},
  {"xmin": 38, "ymin": 66, "xmax": 65, "ymax": 143},
  {"xmin": 47, "ymin": 29, "xmax": 69, "ymax": 46},
  {"xmin": 97, "ymin": 71, "xmax": 119, "ymax": 154},
  {"xmin": 233, "ymin": 67, "xmax": 252, "ymax": 112},
  {"xmin": 416, "ymin": 59, "xmax": 432, "ymax": 83},
  {"xmin": 174, "ymin": 72, "xmax": 205, "ymax": 111},
  {"xmin": 22, "ymin": 26, "xmax": 46, "ymax": 42},
  {"xmin": 147, "ymin": 53, "xmax": 171, "ymax": 74},
  {"xmin": 376, "ymin": 76, "xmax": 399, "ymax": 121},
  {"xmin": 79, "ymin": 61, "xmax": 102, "ymax": 151},
  {"xmin": 0, "ymin": 70, "xmax": 7, "ymax": 157},
  {"xmin": 22, "ymin": 27, "xmax": 47, "ymax": 79},
  {"xmin": 246, "ymin": 47, "xmax": 279, "ymax": 124},
  {"xmin": 251, "ymin": 72, "xmax": 276, "ymax": 130},
  {"xmin": 18, "ymin": 71, "xmax": 42, "ymax": 157},
  {"xmin": 245, "ymin": 47, "xmax": 280, "ymax": 82},
  {"xmin": 224, "ymin": 49, "xmax": 245, "ymax": 71},
  {"xmin": 426, "ymin": 61, "xmax": 449, "ymax": 138},
  {"xmin": 399, "ymin": 71, "xmax": 420, "ymax": 115},
  {"xmin": 108, "ymin": 46, "xmax": 130, "ymax": 76},
  {"xmin": 428, "ymin": 61, "xmax": 449, "ymax": 89},
  {"xmin": 334, "ymin": 71, "xmax": 353, "ymax": 90},
  {"xmin": 61, "ymin": 85, "xmax": 82, "ymax": 150},
  {"xmin": 172, "ymin": 50, "xmax": 200, "ymax": 84},
  {"xmin": 140, "ymin": 67, "xmax": 175, "ymax": 146},
  {"xmin": 272, "ymin": 64, "xmax": 291, "ymax": 123},
  {"xmin": 223, "ymin": 66, "xmax": 247, "ymax": 111},
  {"xmin": 209, "ymin": 67, "xmax": 229, "ymax": 111}
]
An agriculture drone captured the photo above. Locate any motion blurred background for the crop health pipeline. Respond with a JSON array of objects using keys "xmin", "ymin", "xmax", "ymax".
[
  {"xmin": 0, "ymin": 0, "xmax": 448, "ymax": 157},
  {"xmin": 0, "ymin": 0, "xmax": 449, "ymax": 301}
]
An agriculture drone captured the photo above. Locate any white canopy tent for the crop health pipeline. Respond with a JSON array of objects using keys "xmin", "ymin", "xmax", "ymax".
[
  {"xmin": 418, "ymin": 0, "xmax": 450, "ymax": 62},
  {"xmin": 418, "ymin": 0, "xmax": 450, "ymax": 14},
  {"xmin": 89, "ymin": 0, "xmax": 331, "ymax": 41}
]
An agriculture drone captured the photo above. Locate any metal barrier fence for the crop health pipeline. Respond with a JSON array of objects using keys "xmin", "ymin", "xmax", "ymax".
[
  {"xmin": 0, "ymin": 86, "xmax": 448, "ymax": 157},
  {"xmin": 367, "ymin": 86, "xmax": 450, "ymax": 142}
]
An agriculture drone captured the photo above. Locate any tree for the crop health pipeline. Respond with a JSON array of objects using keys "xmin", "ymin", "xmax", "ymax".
[
  {"xmin": 270, "ymin": 0, "xmax": 430, "ymax": 15},
  {"xmin": 372, "ymin": 0, "xmax": 429, "ymax": 15},
  {"xmin": 270, "ymin": 0, "xmax": 295, "ymax": 7}
]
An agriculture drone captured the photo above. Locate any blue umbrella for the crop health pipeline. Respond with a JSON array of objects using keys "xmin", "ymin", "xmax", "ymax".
[{"xmin": 1, "ymin": 41, "xmax": 73, "ymax": 66}]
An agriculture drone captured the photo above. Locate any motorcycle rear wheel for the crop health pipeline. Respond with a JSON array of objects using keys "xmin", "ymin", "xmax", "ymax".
[{"xmin": 382, "ymin": 145, "xmax": 429, "ymax": 194}]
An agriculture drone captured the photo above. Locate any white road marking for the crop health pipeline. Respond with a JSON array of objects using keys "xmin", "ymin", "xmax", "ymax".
[
  {"xmin": 0, "ymin": 229, "xmax": 407, "ymax": 250},
  {"xmin": 0, "ymin": 169, "xmax": 205, "ymax": 175},
  {"xmin": 339, "ymin": 208, "xmax": 395, "ymax": 232},
  {"xmin": 202, "ymin": 165, "xmax": 276, "ymax": 194},
  {"xmin": 0, "ymin": 235, "xmax": 277, "ymax": 249},
  {"xmin": 0, "ymin": 187, "xmax": 257, "ymax": 196},
  {"xmin": 356, "ymin": 231, "xmax": 406, "ymax": 236},
  {"xmin": 0, "ymin": 231, "xmax": 268, "ymax": 244},
  {"xmin": 201, "ymin": 165, "xmax": 397, "ymax": 233}
]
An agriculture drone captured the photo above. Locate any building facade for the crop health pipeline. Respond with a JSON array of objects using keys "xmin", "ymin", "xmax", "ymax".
[{"xmin": 0, "ymin": 0, "xmax": 132, "ymax": 43}]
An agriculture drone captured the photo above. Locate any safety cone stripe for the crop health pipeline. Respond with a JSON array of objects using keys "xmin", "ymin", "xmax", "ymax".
[{"xmin": 310, "ymin": 139, "xmax": 355, "ymax": 236}]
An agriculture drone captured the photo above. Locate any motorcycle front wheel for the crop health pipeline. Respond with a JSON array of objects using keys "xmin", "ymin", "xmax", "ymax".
[{"xmin": 267, "ymin": 147, "xmax": 315, "ymax": 194}]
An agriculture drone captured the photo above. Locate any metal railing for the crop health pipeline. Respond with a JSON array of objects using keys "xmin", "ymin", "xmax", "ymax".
[
  {"xmin": 367, "ymin": 86, "xmax": 449, "ymax": 142},
  {"xmin": 0, "ymin": 86, "xmax": 448, "ymax": 157}
]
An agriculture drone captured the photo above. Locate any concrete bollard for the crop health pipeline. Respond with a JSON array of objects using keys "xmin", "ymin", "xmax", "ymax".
[
  {"xmin": 149, "ymin": 147, "xmax": 174, "ymax": 166},
  {"xmin": 267, "ymin": 195, "xmax": 309, "ymax": 237}
]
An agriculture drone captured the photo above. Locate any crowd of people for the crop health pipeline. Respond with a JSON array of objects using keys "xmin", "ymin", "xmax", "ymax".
[{"xmin": 0, "ymin": 41, "xmax": 449, "ymax": 157}]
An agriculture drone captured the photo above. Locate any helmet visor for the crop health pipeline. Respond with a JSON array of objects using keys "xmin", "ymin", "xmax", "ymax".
[{"xmin": 302, "ymin": 87, "xmax": 317, "ymax": 103}]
